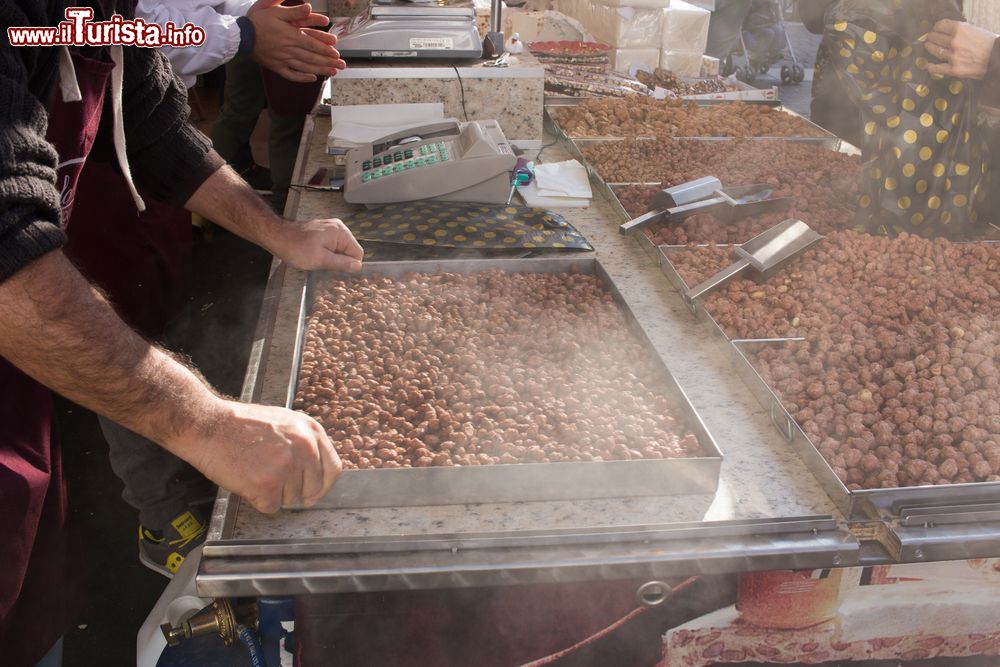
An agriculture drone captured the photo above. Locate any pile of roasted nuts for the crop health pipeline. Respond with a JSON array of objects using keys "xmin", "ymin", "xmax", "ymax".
[
  {"xmin": 667, "ymin": 243, "xmax": 734, "ymax": 292},
  {"xmin": 552, "ymin": 98, "xmax": 829, "ymax": 138},
  {"xmin": 294, "ymin": 271, "xmax": 703, "ymax": 469},
  {"xmin": 647, "ymin": 211, "xmax": 808, "ymax": 246},
  {"xmin": 671, "ymin": 231, "xmax": 1000, "ymax": 489},
  {"xmin": 583, "ymin": 139, "xmax": 858, "ymax": 189},
  {"xmin": 590, "ymin": 140, "xmax": 861, "ymax": 245}
]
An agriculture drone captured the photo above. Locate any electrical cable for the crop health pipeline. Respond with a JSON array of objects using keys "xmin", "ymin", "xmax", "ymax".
[
  {"xmin": 237, "ymin": 625, "xmax": 265, "ymax": 667},
  {"xmin": 516, "ymin": 576, "xmax": 702, "ymax": 667},
  {"xmin": 289, "ymin": 183, "xmax": 340, "ymax": 192},
  {"xmin": 534, "ymin": 138, "xmax": 559, "ymax": 163},
  {"xmin": 452, "ymin": 65, "xmax": 470, "ymax": 121}
]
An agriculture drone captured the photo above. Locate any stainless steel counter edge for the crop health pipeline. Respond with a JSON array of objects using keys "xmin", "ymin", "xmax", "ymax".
[{"xmin": 197, "ymin": 520, "xmax": 860, "ymax": 597}]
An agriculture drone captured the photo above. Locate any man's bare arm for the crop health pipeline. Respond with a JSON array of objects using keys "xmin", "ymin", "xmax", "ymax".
[
  {"xmin": 0, "ymin": 251, "xmax": 341, "ymax": 512},
  {"xmin": 185, "ymin": 164, "xmax": 364, "ymax": 272}
]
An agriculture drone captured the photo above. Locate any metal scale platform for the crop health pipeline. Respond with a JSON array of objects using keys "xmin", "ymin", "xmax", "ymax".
[{"xmin": 332, "ymin": 2, "xmax": 483, "ymax": 60}]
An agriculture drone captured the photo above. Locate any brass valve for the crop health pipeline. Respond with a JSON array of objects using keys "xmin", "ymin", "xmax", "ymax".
[{"xmin": 161, "ymin": 599, "xmax": 253, "ymax": 648}]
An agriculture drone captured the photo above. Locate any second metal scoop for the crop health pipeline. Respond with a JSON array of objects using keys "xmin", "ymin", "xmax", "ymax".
[
  {"xmin": 620, "ymin": 176, "xmax": 791, "ymax": 235},
  {"xmin": 685, "ymin": 219, "xmax": 824, "ymax": 302}
]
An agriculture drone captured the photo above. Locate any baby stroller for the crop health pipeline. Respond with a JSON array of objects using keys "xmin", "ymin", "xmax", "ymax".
[{"xmin": 720, "ymin": 0, "xmax": 805, "ymax": 85}]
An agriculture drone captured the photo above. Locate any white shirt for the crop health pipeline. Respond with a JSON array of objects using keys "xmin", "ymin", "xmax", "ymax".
[{"xmin": 136, "ymin": 1, "xmax": 255, "ymax": 88}]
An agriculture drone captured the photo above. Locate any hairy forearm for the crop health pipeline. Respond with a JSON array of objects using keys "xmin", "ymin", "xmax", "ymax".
[
  {"xmin": 186, "ymin": 163, "xmax": 365, "ymax": 274},
  {"xmin": 185, "ymin": 163, "xmax": 284, "ymax": 253},
  {"xmin": 0, "ymin": 251, "xmax": 222, "ymax": 459}
]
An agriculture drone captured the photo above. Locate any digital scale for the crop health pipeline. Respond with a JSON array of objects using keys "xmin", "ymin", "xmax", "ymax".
[{"xmin": 332, "ymin": 4, "xmax": 483, "ymax": 60}]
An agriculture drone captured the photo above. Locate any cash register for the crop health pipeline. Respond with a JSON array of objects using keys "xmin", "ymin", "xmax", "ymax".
[{"xmin": 344, "ymin": 119, "xmax": 517, "ymax": 205}]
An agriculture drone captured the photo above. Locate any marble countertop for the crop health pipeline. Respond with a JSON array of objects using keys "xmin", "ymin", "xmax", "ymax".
[{"xmin": 225, "ymin": 114, "xmax": 843, "ymax": 543}]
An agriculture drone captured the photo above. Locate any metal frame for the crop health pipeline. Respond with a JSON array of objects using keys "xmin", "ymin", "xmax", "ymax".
[
  {"xmin": 201, "ymin": 247, "xmax": 858, "ymax": 595},
  {"xmin": 198, "ymin": 516, "xmax": 857, "ymax": 597},
  {"xmin": 198, "ymin": 112, "xmax": 1000, "ymax": 600}
]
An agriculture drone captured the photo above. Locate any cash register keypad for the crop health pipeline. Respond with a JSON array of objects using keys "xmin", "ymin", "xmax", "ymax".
[{"xmin": 360, "ymin": 142, "xmax": 451, "ymax": 182}]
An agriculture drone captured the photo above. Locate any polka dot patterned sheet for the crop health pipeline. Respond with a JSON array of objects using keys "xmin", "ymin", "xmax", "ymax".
[
  {"xmin": 345, "ymin": 202, "xmax": 594, "ymax": 251},
  {"xmin": 825, "ymin": 0, "xmax": 989, "ymax": 238}
]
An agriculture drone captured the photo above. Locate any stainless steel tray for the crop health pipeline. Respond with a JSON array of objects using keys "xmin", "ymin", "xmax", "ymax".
[
  {"xmin": 545, "ymin": 104, "xmax": 844, "ymax": 147},
  {"xmin": 730, "ymin": 340, "xmax": 1000, "ymax": 523},
  {"xmin": 573, "ymin": 136, "xmax": 858, "ymax": 189},
  {"xmin": 543, "ymin": 78, "xmax": 771, "ymax": 107},
  {"xmin": 572, "ymin": 137, "xmax": 859, "ymax": 253},
  {"xmin": 286, "ymin": 257, "xmax": 723, "ymax": 508},
  {"xmin": 657, "ymin": 245, "xmax": 744, "ymax": 344}
]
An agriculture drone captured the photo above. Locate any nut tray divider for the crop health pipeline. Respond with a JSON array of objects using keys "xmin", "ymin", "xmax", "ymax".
[{"xmin": 283, "ymin": 257, "xmax": 723, "ymax": 509}]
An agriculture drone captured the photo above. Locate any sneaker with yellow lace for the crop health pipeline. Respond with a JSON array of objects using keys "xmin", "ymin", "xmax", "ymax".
[{"xmin": 138, "ymin": 509, "xmax": 207, "ymax": 578}]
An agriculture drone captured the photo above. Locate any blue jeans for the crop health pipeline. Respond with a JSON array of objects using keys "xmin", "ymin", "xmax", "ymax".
[{"xmin": 36, "ymin": 637, "xmax": 63, "ymax": 667}]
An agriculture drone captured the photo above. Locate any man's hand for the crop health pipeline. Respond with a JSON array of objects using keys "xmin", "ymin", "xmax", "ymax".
[
  {"xmin": 176, "ymin": 401, "xmax": 342, "ymax": 512},
  {"xmin": 926, "ymin": 19, "xmax": 998, "ymax": 80},
  {"xmin": 268, "ymin": 218, "xmax": 365, "ymax": 272},
  {"xmin": 0, "ymin": 251, "xmax": 341, "ymax": 514},
  {"xmin": 248, "ymin": 0, "xmax": 347, "ymax": 83},
  {"xmin": 186, "ymin": 165, "xmax": 365, "ymax": 273}
]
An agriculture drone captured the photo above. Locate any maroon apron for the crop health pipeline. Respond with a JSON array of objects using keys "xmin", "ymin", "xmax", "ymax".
[
  {"xmin": 0, "ymin": 50, "xmax": 113, "ymax": 666},
  {"xmin": 65, "ymin": 161, "xmax": 192, "ymax": 340}
]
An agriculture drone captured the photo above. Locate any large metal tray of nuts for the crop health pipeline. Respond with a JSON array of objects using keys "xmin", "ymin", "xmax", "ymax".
[
  {"xmin": 286, "ymin": 257, "xmax": 723, "ymax": 508},
  {"xmin": 730, "ymin": 339, "xmax": 1000, "ymax": 527}
]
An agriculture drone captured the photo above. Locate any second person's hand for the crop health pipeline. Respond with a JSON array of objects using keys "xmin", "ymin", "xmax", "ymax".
[
  {"xmin": 926, "ymin": 19, "xmax": 997, "ymax": 80},
  {"xmin": 248, "ymin": 0, "xmax": 347, "ymax": 82}
]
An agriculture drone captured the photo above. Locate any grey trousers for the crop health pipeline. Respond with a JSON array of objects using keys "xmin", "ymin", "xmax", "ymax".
[
  {"xmin": 209, "ymin": 55, "xmax": 306, "ymax": 214},
  {"xmin": 706, "ymin": 0, "xmax": 753, "ymax": 60},
  {"xmin": 101, "ymin": 416, "xmax": 214, "ymax": 529}
]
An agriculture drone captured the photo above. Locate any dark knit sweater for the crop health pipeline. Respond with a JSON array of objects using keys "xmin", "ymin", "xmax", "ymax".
[{"xmin": 0, "ymin": 0, "xmax": 224, "ymax": 283}]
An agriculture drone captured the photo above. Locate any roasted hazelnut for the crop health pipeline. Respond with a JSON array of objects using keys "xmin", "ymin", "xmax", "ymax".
[{"xmin": 294, "ymin": 272, "xmax": 703, "ymax": 469}]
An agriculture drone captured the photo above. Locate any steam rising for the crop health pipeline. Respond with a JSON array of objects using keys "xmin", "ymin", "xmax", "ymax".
[{"xmin": 294, "ymin": 270, "xmax": 703, "ymax": 470}]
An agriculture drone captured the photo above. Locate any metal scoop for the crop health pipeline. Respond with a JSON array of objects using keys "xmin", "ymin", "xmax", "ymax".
[
  {"xmin": 619, "ymin": 176, "xmax": 791, "ymax": 235},
  {"xmin": 685, "ymin": 219, "xmax": 824, "ymax": 302}
]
